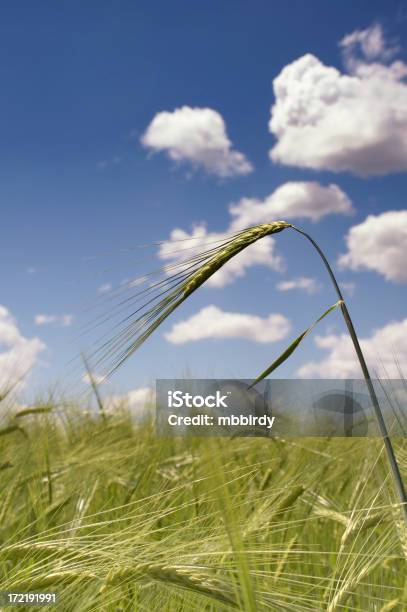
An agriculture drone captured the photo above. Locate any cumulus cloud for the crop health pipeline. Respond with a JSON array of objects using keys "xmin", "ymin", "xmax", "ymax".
[
  {"xmin": 229, "ymin": 182, "xmax": 353, "ymax": 228},
  {"xmin": 35, "ymin": 314, "xmax": 74, "ymax": 327},
  {"xmin": 164, "ymin": 305, "xmax": 291, "ymax": 344},
  {"xmin": 269, "ymin": 25, "xmax": 407, "ymax": 176},
  {"xmin": 141, "ymin": 106, "xmax": 253, "ymax": 177},
  {"xmin": 298, "ymin": 318, "xmax": 407, "ymax": 378},
  {"xmin": 159, "ymin": 181, "xmax": 352, "ymax": 287},
  {"xmin": 338, "ymin": 210, "xmax": 407, "ymax": 283},
  {"xmin": 0, "ymin": 305, "xmax": 45, "ymax": 388},
  {"xmin": 276, "ymin": 276, "xmax": 321, "ymax": 294}
]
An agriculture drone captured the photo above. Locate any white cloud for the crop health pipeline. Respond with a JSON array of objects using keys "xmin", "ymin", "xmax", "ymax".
[
  {"xmin": 0, "ymin": 305, "xmax": 45, "ymax": 388},
  {"xmin": 338, "ymin": 210, "xmax": 407, "ymax": 283},
  {"xmin": 164, "ymin": 305, "xmax": 291, "ymax": 344},
  {"xmin": 159, "ymin": 181, "xmax": 352, "ymax": 287},
  {"xmin": 229, "ymin": 182, "xmax": 353, "ymax": 228},
  {"xmin": 276, "ymin": 276, "xmax": 321, "ymax": 294},
  {"xmin": 269, "ymin": 24, "xmax": 407, "ymax": 176},
  {"xmin": 298, "ymin": 318, "xmax": 407, "ymax": 378},
  {"xmin": 141, "ymin": 106, "xmax": 253, "ymax": 177},
  {"xmin": 340, "ymin": 24, "xmax": 399, "ymax": 70},
  {"xmin": 108, "ymin": 387, "xmax": 155, "ymax": 415},
  {"xmin": 35, "ymin": 314, "xmax": 74, "ymax": 327}
]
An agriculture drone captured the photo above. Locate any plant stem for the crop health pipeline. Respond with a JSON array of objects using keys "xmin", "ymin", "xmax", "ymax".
[
  {"xmin": 291, "ymin": 225, "xmax": 407, "ymax": 525},
  {"xmin": 81, "ymin": 352, "xmax": 107, "ymax": 422}
]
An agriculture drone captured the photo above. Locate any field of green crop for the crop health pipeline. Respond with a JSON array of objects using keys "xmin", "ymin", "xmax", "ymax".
[{"xmin": 0, "ymin": 397, "xmax": 406, "ymax": 611}]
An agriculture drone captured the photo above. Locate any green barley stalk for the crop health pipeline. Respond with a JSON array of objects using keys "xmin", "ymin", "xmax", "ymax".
[
  {"xmin": 92, "ymin": 221, "xmax": 406, "ymax": 523},
  {"xmin": 289, "ymin": 224, "xmax": 407, "ymax": 526},
  {"xmin": 81, "ymin": 352, "xmax": 107, "ymax": 422}
]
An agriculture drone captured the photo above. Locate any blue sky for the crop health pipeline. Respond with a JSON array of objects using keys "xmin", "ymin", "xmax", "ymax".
[{"xmin": 1, "ymin": 1, "xmax": 407, "ymax": 401}]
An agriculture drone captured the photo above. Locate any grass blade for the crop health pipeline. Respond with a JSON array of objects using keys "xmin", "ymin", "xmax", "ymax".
[{"xmin": 249, "ymin": 300, "xmax": 342, "ymax": 388}]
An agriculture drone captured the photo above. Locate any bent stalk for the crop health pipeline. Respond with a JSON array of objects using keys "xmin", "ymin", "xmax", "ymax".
[{"xmin": 290, "ymin": 225, "xmax": 407, "ymax": 525}]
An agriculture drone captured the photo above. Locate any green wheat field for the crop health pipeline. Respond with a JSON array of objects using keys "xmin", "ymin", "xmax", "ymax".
[{"xmin": 0, "ymin": 394, "xmax": 406, "ymax": 612}]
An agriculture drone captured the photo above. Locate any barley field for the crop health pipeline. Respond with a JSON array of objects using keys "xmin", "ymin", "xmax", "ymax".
[{"xmin": 0, "ymin": 396, "xmax": 405, "ymax": 611}]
